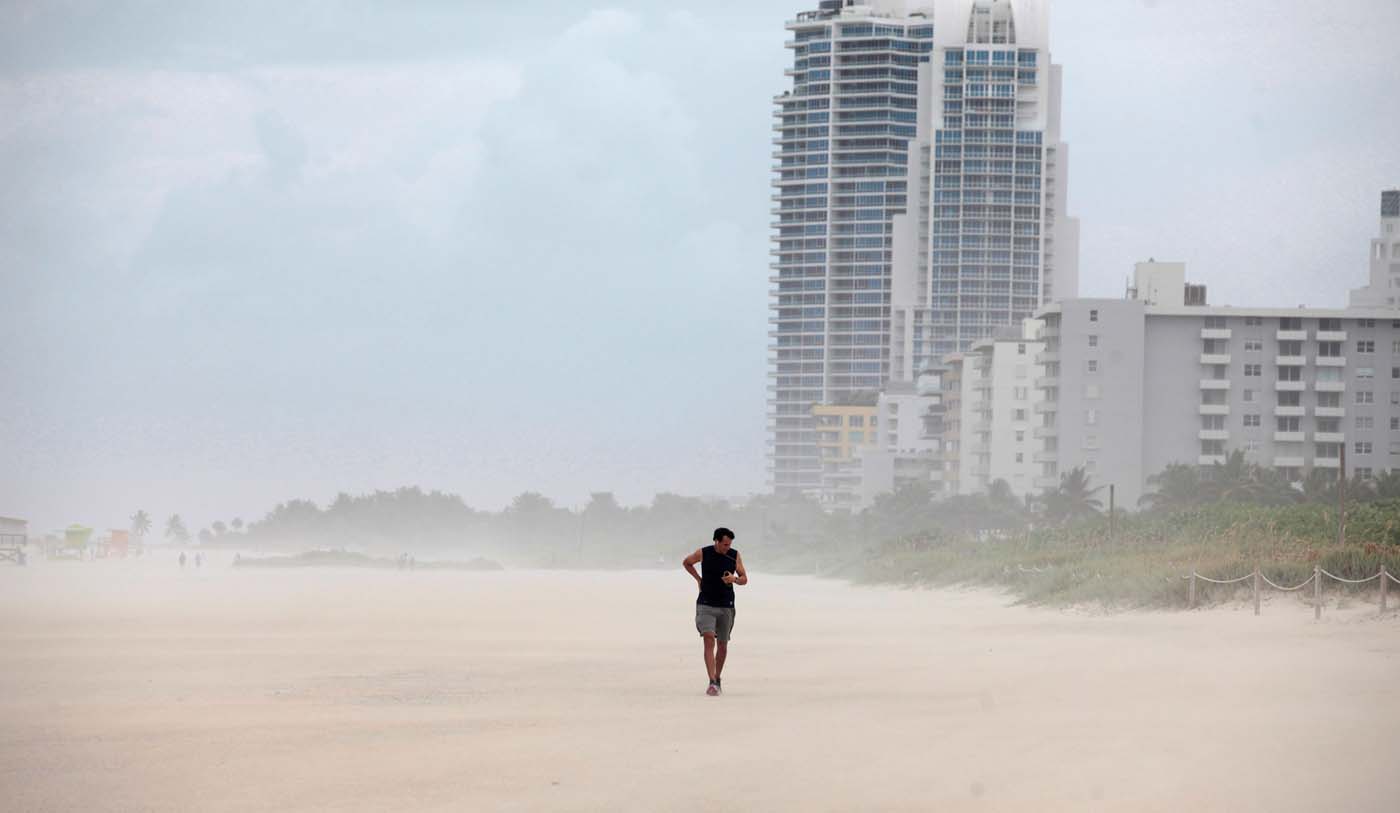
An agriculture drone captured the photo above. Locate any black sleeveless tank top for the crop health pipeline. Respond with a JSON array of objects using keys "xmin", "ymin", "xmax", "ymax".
[{"xmin": 697, "ymin": 544, "xmax": 739, "ymax": 608}]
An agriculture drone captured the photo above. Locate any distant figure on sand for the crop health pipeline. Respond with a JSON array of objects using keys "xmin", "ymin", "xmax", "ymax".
[
  {"xmin": 178, "ymin": 552, "xmax": 186, "ymax": 568},
  {"xmin": 683, "ymin": 527, "xmax": 747, "ymax": 696},
  {"xmin": 195, "ymin": 553, "xmax": 203, "ymax": 568}
]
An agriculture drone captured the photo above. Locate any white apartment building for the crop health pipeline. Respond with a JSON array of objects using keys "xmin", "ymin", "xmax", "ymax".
[
  {"xmin": 1349, "ymin": 190, "xmax": 1400, "ymax": 308},
  {"xmin": 851, "ymin": 377, "xmax": 947, "ymax": 507},
  {"xmin": 770, "ymin": 0, "xmax": 1079, "ymax": 497},
  {"xmin": 1035, "ymin": 262, "xmax": 1400, "ymax": 507},
  {"xmin": 956, "ymin": 319, "xmax": 1043, "ymax": 496}
]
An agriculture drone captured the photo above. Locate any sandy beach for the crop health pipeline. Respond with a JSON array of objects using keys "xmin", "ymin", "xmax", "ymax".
[{"xmin": 1, "ymin": 556, "xmax": 1397, "ymax": 811}]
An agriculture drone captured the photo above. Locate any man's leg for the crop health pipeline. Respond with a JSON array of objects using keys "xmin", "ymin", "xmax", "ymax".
[
  {"xmin": 715, "ymin": 641, "xmax": 728, "ymax": 679},
  {"xmin": 702, "ymin": 632, "xmax": 717, "ymax": 682}
]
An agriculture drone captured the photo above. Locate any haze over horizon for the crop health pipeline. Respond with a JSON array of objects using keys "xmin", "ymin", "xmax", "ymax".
[{"xmin": 4, "ymin": 0, "xmax": 1399, "ymax": 533}]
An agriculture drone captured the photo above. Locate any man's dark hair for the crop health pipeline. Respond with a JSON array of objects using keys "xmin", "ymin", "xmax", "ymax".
[{"xmin": 713, "ymin": 527, "xmax": 735, "ymax": 542}]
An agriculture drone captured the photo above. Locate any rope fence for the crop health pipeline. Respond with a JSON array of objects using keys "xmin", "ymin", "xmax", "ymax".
[{"xmin": 1182, "ymin": 565, "xmax": 1399, "ymax": 619}]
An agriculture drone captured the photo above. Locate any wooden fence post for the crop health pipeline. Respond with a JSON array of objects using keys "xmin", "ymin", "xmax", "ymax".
[
  {"xmin": 1314, "ymin": 565, "xmax": 1322, "ymax": 621},
  {"xmin": 1189, "ymin": 571, "xmax": 1196, "ymax": 609},
  {"xmin": 1381, "ymin": 566, "xmax": 1389, "ymax": 614},
  {"xmin": 1253, "ymin": 567, "xmax": 1260, "ymax": 616}
]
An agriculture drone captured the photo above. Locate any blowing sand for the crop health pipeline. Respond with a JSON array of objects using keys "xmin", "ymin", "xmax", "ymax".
[{"xmin": 1, "ymin": 556, "xmax": 1397, "ymax": 812}]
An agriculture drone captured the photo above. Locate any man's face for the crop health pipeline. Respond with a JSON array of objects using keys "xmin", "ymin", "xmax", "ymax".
[{"xmin": 715, "ymin": 537, "xmax": 733, "ymax": 554}]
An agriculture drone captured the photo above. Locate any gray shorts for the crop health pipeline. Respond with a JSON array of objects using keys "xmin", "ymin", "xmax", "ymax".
[{"xmin": 695, "ymin": 604, "xmax": 736, "ymax": 642}]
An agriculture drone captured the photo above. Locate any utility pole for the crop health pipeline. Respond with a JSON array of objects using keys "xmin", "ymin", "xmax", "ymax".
[
  {"xmin": 1337, "ymin": 443, "xmax": 1346, "ymax": 548},
  {"xmin": 1108, "ymin": 484, "xmax": 1115, "ymax": 542}
]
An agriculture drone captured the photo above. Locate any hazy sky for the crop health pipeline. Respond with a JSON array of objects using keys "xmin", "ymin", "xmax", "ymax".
[{"xmin": 3, "ymin": 0, "xmax": 1399, "ymax": 533}]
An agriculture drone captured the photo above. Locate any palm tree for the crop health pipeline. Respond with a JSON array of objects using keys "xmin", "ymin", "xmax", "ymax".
[
  {"xmin": 1139, "ymin": 463, "xmax": 1202, "ymax": 511},
  {"xmin": 1039, "ymin": 466, "xmax": 1103, "ymax": 524},
  {"xmin": 231, "ymin": 517, "xmax": 244, "ymax": 533},
  {"xmin": 212, "ymin": 521, "xmax": 227, "ymax": 537},
  {"xmin": 1371, "ymin": 470, "xmax": 1400, "ymax": 501},
  {"xmin": 165, "ymin": 514, "xmax": 189, "ymax": 545},
  {"xmin": 130, "ymin": 510, "xmax": 152, "ymax": 542},
  {"xmin": 1206, "ymin": 450, "xmax": 1258, "ymax": 502}
]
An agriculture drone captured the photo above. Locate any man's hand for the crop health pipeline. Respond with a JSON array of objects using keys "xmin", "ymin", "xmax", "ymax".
[{"xmin": 722, "ymin": 572, "xmax": 736, "ymax": 585}]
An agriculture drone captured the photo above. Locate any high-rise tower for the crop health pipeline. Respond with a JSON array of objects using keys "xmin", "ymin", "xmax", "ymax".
[{"xmin": 769, "ymin": 0, "xmax": 1079, "ymax": 496}]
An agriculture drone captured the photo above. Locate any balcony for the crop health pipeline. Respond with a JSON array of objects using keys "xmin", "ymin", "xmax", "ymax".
[
  {"xmin": 1314, "ymin": 406, "xmax": 1346, "ymax": 418},
  {"xmin": 1034, "ymin": 401, "xmax": 1057, "ymax": 414},
  {"xmin": 1035, "ymin": 376, "xmax": 1059, "ymax": 388},
  {"xmin": 1200, "ymin": 379, "xmax": 1231, "ymax": 390},
  {"xmin": 1035, "ymin": 350, "xmax": 1060, "ymax": 364},
  {"xmin": 1314, "ymin": 432, "xmax": 1345, "ymax": 443},
  {"xmin": 1200, "ymin": 353, "xmax": 1232, "ymax": 365},
  {"xmin": 1033, "ymin": 425, "xmax": 1058, "ymax": 439},
  {"xmin": 1275, "ymin": 355, "xmax": 1306, "ymax": 366},
  {"xmin": 1275, "ymin": 380, "xmax": 1306, "ymax": 392},
  {"xmin": 1276, "ymin": 329, "xmax": 1308, "ymax": 341},
  {"xmin": 1199, "ymin": 404, "xmax": 1231, "ymax": 416},
  {"xmin": 1314, "ymin": 457, "xmax": 1341, "ymax": 469},
  {"xmin": 1033, "ymin": 450, "xmax": 1058, "ymax": 464},
  {"xmin": 1274, "ymin": 405, "xmax": 1305, "ymax": 417},
  {"xmin": 1274, "ymin": 431, "xmax": 1305, "ymax": 443},
  {"xmin": 1201, "ymin": 328, "xmax": 1232, "ymax": 340},
  {"xmin": 1273, "ymin": 456, "xmax": 1305, "ymax": 468},
  {"xmin": 1314, "ymin": 381, "xmax": 1346, "ymax": 392},
  {"xmin": 1198, "ymin": 430, "xmax": 1229, "ymax": 441},
  {"xmin": 1315, "ymin": 356, "xmax": 1346, "ymax": 367},
  {"xmin": 1315, "ymin": 330, "xmax": 1347, "ymax": 342},
  {"xmin": 1198, "ymin": 454, "xmax": 1227, "ymax": 465}
]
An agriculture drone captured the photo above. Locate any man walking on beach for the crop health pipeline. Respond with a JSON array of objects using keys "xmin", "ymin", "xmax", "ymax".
[{"xmin": 683, "ymin": 528, "xmax": 747, "ymax": 696}]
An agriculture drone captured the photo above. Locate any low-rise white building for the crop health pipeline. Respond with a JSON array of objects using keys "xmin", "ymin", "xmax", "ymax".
[
  {"xmin": 956, "ymin": 319, "xmax": 1044, "ymax": 497},
  {"xmin": 1035, "ymin": 263, "xmax": 1400, "ymax": 507}
]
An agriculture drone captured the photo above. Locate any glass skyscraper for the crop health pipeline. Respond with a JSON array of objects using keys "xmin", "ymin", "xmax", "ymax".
[{"xmin": 769, "ymin": 0, "xmax": 1078, "ymax": 496}]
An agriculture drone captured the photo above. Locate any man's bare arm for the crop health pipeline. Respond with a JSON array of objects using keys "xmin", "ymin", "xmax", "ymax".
[
  {"xmin": 726, "ymin": 552, "xmax": 749, "ymax": 586},
  {"xmin": 682, "ymin": 548, "xmax": 704, "ymax": 588}
]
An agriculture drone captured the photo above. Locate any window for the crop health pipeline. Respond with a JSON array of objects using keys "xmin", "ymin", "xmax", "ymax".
[
  {"xmin": 1244, "ymin": 316, "xmax": 1263, "ymax": 326},
  {"xmin": 1356, "ymin": 390, "xmax": 1375, "ymax": 404},
  {"xmin": 1084, "ymin": 384, "xmax": 1100, "ymax": 399},
  {"xmin": 1278, "ymin": 366, "xmax": 1301, "ymax": 381},
  {"xmin": 1392, "ymin": 367, "xmax": 1399, "ymax": 380},
  {"xmin": 1015, "ymin": 452, "xmax": 1023, "ymax": 463},
  {"xmin": 1280, "ymin": 317, "xmax": 1303, "ymax": 330},
  {"xmin": 1278, "ymin": 391, "xmax": 1301, "ymax": 407},
  {"xmin": 1356, "ymin": 467, "xmax": 1373, "ymax": 480},
  {"xmin": 848, "ymin": 416, "xmax": 865, "ymax": 427},
  {"xmin": 1358, "ymin": 319, "xmax": 1376, "ymax": 328},
  {"xmin": 1085, "ymin": 408, "xmax": 1098, "ymax": 426},
  {"xmin": 1277, "ymin": 417, "xmax": 1301, "ymax": 432},
  {"xmin": 1393, "ymin": 339, "xmax": 1400, "ymax": 354},
  {"xmin": 1317, "ymin": 391, "xmax": 1341, "ymax": 408},
  {"xmin": 1355, "ymin": 441, "xmax": 1373, "ymax": 455},
  {"xmin": 1356, "ymin": 415, "xmax": 1374, "ymax": 430},
  {"xmin": 1357, "ymin": 367, "xmax": 1374, "ymax": 379},
  {"xmin": 1017, "ymin": 343, "xmax": 1026, "ymax": 355},
  {"xmin": 1089, "ymin": 309, "xmax": 1098, "ymax": 322},
  {"xmin": 1243, "ymin": 414, "xmax": 1261, "ymax": 427},
  {"xmin": 1244, "ymin": 439, "xmax": 1261, "ymax": 453},
  {"xmin": 1201, "ymin": 439, "xmax": 1225, "ymax": 455},
  {"xmin": 1013, "ymin": 408, "xmax": 1027, "ymax": 421},
  {"xmin": 848, "ymin": 431, "xmax": 864, "ymax": 443},
  {"xmin": 1015, "ymin": 430, "xmax": 1024, "ymax": 442},
  {"xmin": 1205, "ymin": 316, "xmax": 1227, "ymax": 329},
  {"xmin": 1244, "ymin": 364, "xmax": 1261, "ymax": 377},
  {"xmin": 1088, "ymin": 335, "xmax": 1098, "ymax": 348},
  {"xmin": 1244, "ymin": 340, "xmax": 1263, "ymax": 352},
  {"xmin": 1013, "ymin": 386, "xmax": 1028, "ymax": 400},
  {"xmin": 1319, "ymin": 318, "xmax": 1341, "ymax": 331},
  {"xmin": 1243, "ymin": 389, "xmax": 1256, "ymax": 403},
  {"xmin": 1318, "ymin": 341, "xmax": 1342, "ymax": 357},
  {"xmin": 1084, "ymin": 434, "xmax": 1099, "ymax": 449},
  {"xmin": 1392, "ymin": 417, "xmax": 1400, "ymax": 431},
  {"xmin": 1357, "ymin": 340, "xmax": 1375, "ymax": 353},
  {"xmin": 1086, "ymin": 360, "xmax": 1098, "ymax": 373}
]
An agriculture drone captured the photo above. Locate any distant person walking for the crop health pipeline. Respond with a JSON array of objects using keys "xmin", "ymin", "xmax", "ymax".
[
  {"xmin": 683, "ymin": 528, "xmax": 747, "ymax": 696},
  {"xmin": 178, "ymin": 552, "xmax": 186, "ymax": 569}
]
